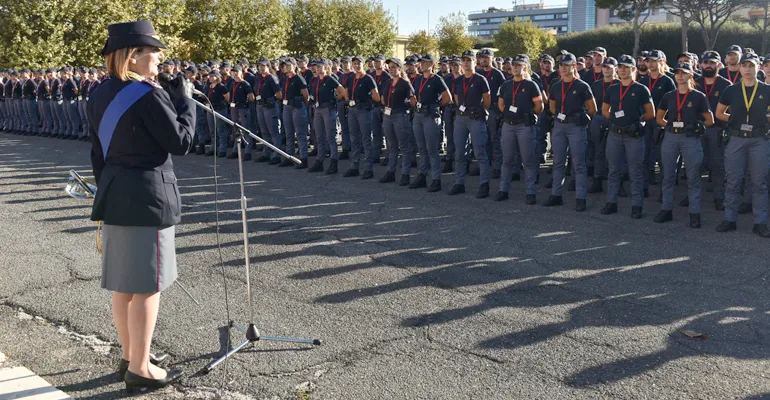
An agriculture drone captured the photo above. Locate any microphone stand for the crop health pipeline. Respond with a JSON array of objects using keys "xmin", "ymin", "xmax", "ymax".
[{"xmin": 190, "ymin": 96, "xmax": 321, "ymax": 373}]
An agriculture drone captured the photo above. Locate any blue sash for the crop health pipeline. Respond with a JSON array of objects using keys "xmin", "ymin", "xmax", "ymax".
[{"xmin": 98, "ymin": 81, "xmax": 153, "ymax": 160}]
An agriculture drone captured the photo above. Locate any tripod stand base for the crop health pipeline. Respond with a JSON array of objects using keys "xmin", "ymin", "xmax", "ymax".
[{"xmin": 203, "ymin": 321, "xmax": 321, "ymax": 373}]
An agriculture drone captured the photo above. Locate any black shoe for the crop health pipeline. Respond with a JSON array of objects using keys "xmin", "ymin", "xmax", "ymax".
[
  {"xmin": 545, "ymin": 178, "xmax": 553, "ymax": 189},
  {"xmin": 380, "ymin": 157, "xmax": 388, "ymax": 166},
  {"xmin": 427, "ymin": 180, "xmax": 442, "ymax": 193},
  {"xmin": 255, "ymin": 155, "xmax": 270, "ymax": 163},
  {"xmin": 124, "ymin": 369, "xmax": 184, "ymax": 393},
  {"xmin": 442, "ymin": 162, "xmax": 454, "ymax": 173},
  {"xmin": 689, "ymin": 213, "xmax": 701, "ymax": 229},
  {"xmin": 738, "ymin": 202, "xmax": 753, "ymax": 215},
  {"xmin": 587, "ymin": 178, "xmax": 603, "ymax": 193},
  {"xmin": 511, "ymin": 173, "xmax": 520, "ymax": 182},
  {"xmin": 325, "ymin": 159, "xmax": 338, "ymax": 175},
  {"xmin": 205, "ymin": 150, "xmax": 215, "ymax": 156},
  {"xmin": 679, "ymin": 197, "xmax": 689, "ymax": 207},
  {"xmin": 269, "ymin": 158, "xmax": 281, "ymax": 165},
  {"xmin": 226, "ymin": 152, "xmax": 238, "ymax": 159},
  {"xmin": 361, "ymin": 170, "xmax": 374, "ymax": 180},
  {"xmin": 494, "ymin": 191, "xmax": 509, "ymax": 202},
  {"xmin": 242, "ymin": 153, "xmax": 252, "ymax": 162},
  {"xmin": 448, "ymin": 184, "xmax": 465, "ymax": 195},
  {"xmin": 631, "ymin": 206, "xmax": 643, "ymax": 219},
  {"xmin": 653, "ymin": 210, "xmax": 673, "ymax": 223},
  {"xmin": 542, "ymin": 195, "xmax": 562, "ymax": 207},
  {"xmin": 618, "ymin": 186, "xmax": 628, "ymax": 198},
  {"xmin": 308, "ymin": 160, "xmax": 324, "ymax": 172},
  {"xmin": 525, "ymin": 194, "xmax": 536, "ymax": 205},
  {"xmin": 753, "ymin": 224, "xmax": 770, "ymax": 238},
  {"xmin": 491, "ymin": 169, "xmax": 501, "ymax": 179},
  {"xmin": 399, "ymin": 174, "xmax": 410, "ymax": 186},
  {"xmin": 716, "ymin": 220, "xmax": 737, "ymax": 232},
  {"xmin": 308, "ymin": 148, "xmax": 318, "ymax": 157},
  {"xmin": 379, "ymin": 171, "xmax": 396, "ymax": 183},
  {"xmin": 567, "ymin": 179, "xmax": 576, "ymax": 192},
  {"xmin": 643, "ymin": 188, "xmax": 649, "ymax": 198},
  {"xmin": 118, "ymin": 353, "xmax": 169, "ymax": 380},
  {"xmin": 601, "ymin": 202, "xmax": 618, "ymax": 215},
  {"xmin": 575, "ymin": 199, "xmax": 586, "ymax": 212},
  {"xmin": 476, "ymin": 182, "xmax": 490, "ymax": 199},
  {"xmin": 339, "ymin": 150, "xmax": 350, "ymax": 160},
  {"xmin": 714, "ymin": 199, "xmax": 725, "ymax": 211},
  {"xmin": 295, "ymin": 158, "xmax": 308, "ymax": 169},
  {"xmin": 343, "ymin": 168, "xmax": 359, "ymax": 178},
  {"xmin": 195, "ymin": 145, "xmax": 206, "ymax": 155},
  {"xmin": 279, "ymin": 158, "xmax": 293, "ymax": 167},
  {"xmin": 409, "ymin": 174, "xmax": 427, "ymax": 189}
]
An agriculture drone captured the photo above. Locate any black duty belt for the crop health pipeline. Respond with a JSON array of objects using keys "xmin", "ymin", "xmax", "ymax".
[{"xmin": 730, "ymin": 128, "xmax": 768, "ymax": 138}]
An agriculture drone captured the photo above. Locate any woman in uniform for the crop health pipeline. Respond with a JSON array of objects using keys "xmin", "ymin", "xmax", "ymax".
[
  {"xmin": 379, "ymin": 58, "xmax": 415, "ymax": 186},
  {"xmin": 601, "ymin": 55, "xmax": 655, "ymax": 219},
  {"xmin": 494, "ymin": 54, "xmax": 543, "ymax": 204},
  {"xmin": 203, "ymin": 70, "xmax": 230, "ymax": 157},
  {"xmin": 309, "ymin": 58, "xmax": 347, "ymax": 174},
  {"xmin": 343, "ymin": 55, "xmax": 380, "ymax": 179},
  {"xmin": 278, "ymin": 58, "xmax": 310, "ymax": 169},
  {"xmin": 588, "ymin": 57, "xmax": 620, "ymax": 194},
  {"xmin": 87, "ymin": 20, "xmax": 192, "ymax": 390},
  {"xmin": 411, "ymin": 54, "xmax": 451, "ymax": 192},
  {"xmin": 654, "ymin": 62, "xmax": 714, "ymax": 228}
]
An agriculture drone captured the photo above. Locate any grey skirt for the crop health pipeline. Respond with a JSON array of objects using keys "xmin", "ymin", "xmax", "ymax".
[{"xmin": 100, "ymin": 224, "xmax": 177, "ymax": 294}]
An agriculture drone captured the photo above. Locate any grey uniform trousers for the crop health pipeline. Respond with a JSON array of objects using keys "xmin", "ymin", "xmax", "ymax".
[
  {"xmin": 661, "ymin": 132, "xmax": 703, "ymax": 213},
  {"xmin": 606, "ymin": 132, "xmax": 645, "ymax": 207},
  {"xmin": 500, "ymin": 123, "xmax": 538, "ymax": 195},
  {"xmin": 383, "ymin": 111, "xmax": 412, "ymax": 175},
  {"xmin": 724, "ymin": 136, "xmax": 769, "ymax": 224}
]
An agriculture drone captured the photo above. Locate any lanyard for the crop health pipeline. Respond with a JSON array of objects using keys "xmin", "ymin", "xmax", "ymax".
[
  {"xmin": 461, "ymin": 75, "xmax": 473, "ymax": 105},
  {"xmin": 388, "ymin": 78, "xmax": 399, "ymax": 107},
  {"xmin": 560, "ymin": 79, "xmax": 575, "ymax": 112},
  {"xmin": 703, "ymin": 79, "xmax": 716, "ymax": 100},
  {"xmin": 647, "ymin": 74, "xmax": 660, "ymax": 92},
  {"xmin": 351, "ymin": 73, "xmax": 363, "ymax": 100},
  {"xmin": 256, "ymin": 74, "xmax": 267, "ymax": 95},
  {"xmin": 231, "ymin": 80, "xmax": 242, "ymax": 102},
  {"xmin": 741, "ymin": 80, "xmax": 759, "ymax": 123},
  {"xmin": 601, "ymin": 80, "xmax": 613, "ymax": 100},
  {"xmin": 482, "ymin": 68, "xmax": 492, "ymax": 82},
  {"xmin": 618, "ymin": 82, "xmax": 633, "ymax": 110},
  {"xmin": 374, "ymin": 72, "xmax": 384, "ymax": 85},
  {"xmin": 409, "ymin": 73, "xmax": 418, "ymax": 86},
  {"xmin": 511, "ymin": 79, "xmax": 523, "ymax": 105},
  {"xmin": 418, "ymin": 74, "xmax": 433, "ymax": 102},
  {"xmin": 728, "ymin": 69, "xmax": 740, "ymax": 84},
  {"xmin": 315, "ymin": 76, "xmax": 326, "ymax": 101},
  {"xmin": 593, "ymin": 71, "xmax": 601, "ymax": 82},
  {"xmin": 675, "ymin": 89, "xmax": 691, "ymax": 121},
  {"xmin": 207, "ymin": 83, "xmax": 217, "ymax": 98}
]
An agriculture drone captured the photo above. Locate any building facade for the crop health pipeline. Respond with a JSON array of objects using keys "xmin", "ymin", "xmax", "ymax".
[{"xmin": 468, "ymin": 4, "xmax": 569, "ymax": 38}]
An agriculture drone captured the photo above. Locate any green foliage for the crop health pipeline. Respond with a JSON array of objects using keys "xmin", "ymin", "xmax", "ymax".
[
  {"xmin": 287, "ymin": 0, "xmax": 341, "ymax": 57},
  {"xmin": 406, "ymin": 30, "xmax": 438, "ymax": 55},
  {"xmin": 557, "ymin": 21, "xmax": 765, "ymax": 58},
  {"xmin": 493, "ymin": 19, "xmax": 554, "ymax": 60},
  {"xmin": 435, "ymin": 12, "xmax": 474, "ymax": 57},
  {"xmin": 332, "ymin": 0, "xmax": 396, "ymax": 57}
]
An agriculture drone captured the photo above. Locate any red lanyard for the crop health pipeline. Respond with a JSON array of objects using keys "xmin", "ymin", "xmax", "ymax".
[
  {"xmin": 618, "ymin": 83, "xmax": 633, "ymax": 110},
  {"xmin": 283, "ymin": 75, "xmax": 292, "ymax": 97},
  {"xmin": 388, "ymin": 78, "xmax": 399, "ymax": 107},
  {"xmin": 461, "ymin": 75, "xmax": 474, "ymax": 105},
  {"xmin": 511, "ymin": 79, "xmax": 523, "ymax": 105},
  {"xmin": 231, "ymin": 80, "xmax": 242, "ymax": 102},
  {"xmin": 256, "ymin": 75, "xmax": 266, "ymax": 95},
  {"xmin": 418, "ymin": 74, "xmax": 433, "ymax": 101},
  {"xmin": 315, "ymin": 76, "xmax": 326, "ymax": 101},
  {"xmin": 675, "ymin": 89, "xmax": 691, "ymax": 121},
  {"xmin": 728, "ymin": 69, "xmax": 739, "ymax": 84},
  {"xmin": 374, "ymin": 73, "xmax": 383, "ymax": 85},
  {"xmin": 601, "ymin": 80, "xmax": 612, "ymax": 100},
  {"xmin": 409, "ymin": 74, "xmax": 418, "ymax": 86},
  {"xmin": 594, "ymin": 71, "xmax": 601, "ymax": 82},
  {"xmin": 647, "ymin": 74, "xmax": 660, "ymax": 92},
  {"xmin": 351, "ymin": 73, "xmax": 363, "ymax": 100},
  {"xmin": 207, "ymin": 83, "xmax": 217, "ymax": 98},
  {"xmin": 482, "ymin": 68, "xmax": 492, "ymax": 81},
  {"xmin": 703, "ymin": 80, "xmax": 716, "ymax": 99},
  {"xmin": 560, "ymin": 79, "xmax": 575, "ymax": 112}
]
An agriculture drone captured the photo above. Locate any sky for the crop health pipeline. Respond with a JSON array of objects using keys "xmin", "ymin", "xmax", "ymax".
[{"xmin": 382, "ymin": 0, "xmax": 566, "ymax": 35}]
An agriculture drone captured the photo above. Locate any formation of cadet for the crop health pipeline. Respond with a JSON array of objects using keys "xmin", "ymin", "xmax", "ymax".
[{"xmin": 4, "ymin": 45, "xmax": 770, "ymax": 237}]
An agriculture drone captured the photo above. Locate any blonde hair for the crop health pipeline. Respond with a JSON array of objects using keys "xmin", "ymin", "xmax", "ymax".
[{"xmin": 106, "ymin": 47, "xmax": 144, "ymax": 81}]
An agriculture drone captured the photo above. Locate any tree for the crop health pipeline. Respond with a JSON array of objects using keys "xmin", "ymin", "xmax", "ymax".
[
  {"xmin": 595, "ymin": 0, "xmax": 665, "ymax": 58},
  {"xmin": 748, "ymin": 0, "xmax": 770, "ymax": 54},
  {"xmin": 405, "ymin": 30, "xmax": 438, "ymax": 55},
  {"xmin": 435, "ymin": 12, "xmax": 474, "ymax": 57},
  {"xmin": 333, "ymin": 0, "xmax": 396, "ymax": 56},
  {"xmin": 664, "ymin": 0, "xmax": 747, "ymax": 50},
  {"xmin": 493, "ymin": 18, "xmax": 554, "ymax": 60},
  {"xmin": 287, "ymin": 0, "xmax": 342, "ymax": 56}
]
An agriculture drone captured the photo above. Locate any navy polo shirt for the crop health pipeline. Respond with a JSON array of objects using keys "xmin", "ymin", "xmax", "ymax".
[
  {"xmin": 640, "ymin": 73, "xmax": 675, "ymax": 108},
  {"xmin": 657, "ymin": 89, "xmax": 709, "ymax": 125},
  {"xmin": 280, "ymin": 74, "xmax": 307, "ymax": 100},
  {"xmin": 255, "ymin": 73, "xmax": 280, "ymax": 101},
  {"xmin": 718, "ymin": 81, "xmax": 770, "ymax": 130},
  {"xmin": 347, "ymin": 73, "xmax": 377, "ymax": 104},
  {"xmin": 207, "ymin": 82, "xmax": 229, "ymax": 109},
  {"xmin": 301, "ymin": 69, "xmax": 313, "ymax": 83},
  {"xmin": 12, "ymin": 81, "xmax": 22, "ymax": 99},
  {"xmin": 581, "ymin": 68, "xmax": 604, "ymax": 85},
  {"xmin": 314, "ymin": 75, "xmax": 341, "ymax": 104},
  {"xmin": 549, "ymin": 78, "xmax": 593, "ymax": 115},
  {"xmin": 719, "ymin": 68, "xmax": 742, "ymax": 85},
  {"xmin": 4, "ymin": 81, "xmax": 12, "ymax": 98},
  {"xmin": 695, "ymin": 75, "xmax": 731, "ymax": 113},
  {"xmin": 382, "ymin": 77, "xmax": 414, "ymax": 113},
  {"xmin": 591, "ymin": 78, "xmax": 619, "ymax": 106},
  {"xmin": 62, "ymin": 78, "xmax": 77, "ymax": 100},
  {"xmin": 243, "ymin": 71, "xmax": 256, "ymax": 88},
  {"xmin": 477, "ymin": 67, "xmax": 505, "ymax": 105},
  {"xmin": 413, "ymin": 74, "xmax": 449, "ymax": 106},
  {"xmin": 50, "ymin": 78, "xmax": 62, "ymax": 100},
  {"xmin": 603, "ymin": 81, "xmax": 652, "ymax": 126},
  {"xmin": 498, "ymin": 78, "xmax": 541, "ymax": 119},
  {"xmin": 338, "ymin": 72, "xmax": 353, "ymax": 91},
  {"xmin": 372, "ymin": 71, "xmax": 392, "ymax": 99},
  {"xmin": 229, "ymin": 79, "xmax": 253, "ymax": 106},
  {"xmin": 192, "ymin": 80, "xmax": 206, "ymax": 102},
  {"xmin": 453, "ymin": 73, "xmax": 490, "ymax": 109},
  {"xmin": 540, "ymin": 72, "xmax": 556, "ymax": 93},
  {"xmin": 36, "ymin": 79, "xmax": 49, "ymax": 100},
  {"xmin": 444, "ymin": 74, "xmax": 459, "ymax": 97},
  {"xmin": 22, "ymin": 79, "xmax": 37, "ymax": 99}
]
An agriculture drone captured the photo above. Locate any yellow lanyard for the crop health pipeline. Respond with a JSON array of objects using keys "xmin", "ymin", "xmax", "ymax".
[{"xmin": 741, "ymin": 80, "xmax": 759, "ymax": 123}]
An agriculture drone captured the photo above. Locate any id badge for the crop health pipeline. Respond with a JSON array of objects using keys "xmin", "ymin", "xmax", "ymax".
[
  {"xmin": 230, "ymin": 103, "xmax": 236, "ymax": 108},
  {"xmin": 384, "ymin": 107, "xmax": 392, "ymax": 116},
  {"xmin": 70, "ymin": 100, "xmax": 75, "ymax": 104},
  {"xmin": 614, "ymin": 110, "xmax": 625, "ymax": 118},
  {"xmin": 557, "ymin": 113, "xmax": 566, "ymax": 121},
  {"xmin": 349, "ymin": 100, "xmax": 356, "ymax": 107},
  {"xmin": 459, "ymin": 105, "xmax": 466, "ymax": 112},
  {"xmin": 57, "ymin": 100, "xmax": 63, "ymax": 105},
  {"xmin": 256, "ymin": 95, "xmax": 261, "ymax": 101},
  {"xmin": 741, "ymin": 123, "xmax": 753, "ymax": 132},
  {"xmin": 416, "ymin": 102, "xmax": 422, "ymax": 110},
  {"xmin": 309, "ymin": 95, "xmax": 314, "ymax": 101},
  {"xmin": 509, "ymin": 106, "xmax": 518, "ymax": 113},
  {"xmin": 315, "ymin": 102, "xmax": 319, "ymax": 107},
  {"xmin": 673, "ymin": 121, "xmax": 684, "ymax": 128},
  {"xmin": 282, "ymin": 99, "xmax": 288, "ymax": 105}
]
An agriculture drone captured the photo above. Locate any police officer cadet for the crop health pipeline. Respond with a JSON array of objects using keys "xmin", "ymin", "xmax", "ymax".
[
  {"xmin": 77, "ymin": 66, "xmax": 89, "ymax": 139},
  {"xmin": 278, "ymin": 57, "xmax": 310, "ymax": 169},
  {"xmin": 720, "ymin": 45, "xmax": 743, "ymax": 85},
  {"xmin": 48, "ymin": 69, "xmax": 64, "ymax": 138},
  {"xmin": 545, "ymin": 53, "xmax": 596, "ymax": 211},
  {"xmin": 35, "ymin": 69, "xmax": 51, "ymax": 137},
  {"xmin": 370, "ymin": 54, "xmax": 391, "ymax": 165},
  {"xmin": 450, "ymin": 49, "xmax": 492, "ymax": 198},
  {"xmin": 641, "ymin": 50, "xmax": 675, "ymax": 192},
  {"xmin": 636, "ymin": 51, "xmax": 650, "ymax": 82},
  {"xmin": 253, "ymin": 57, "xmax": 284, "ymax": 165},
  {"xmin": 337, "ymin": 56, "xmax": 354, "ymax": 160},
  {"xmin": 587, "ymin": 57, "xmax": 620, "ymax": 194},
  {"xmin": 654, "ymin": 61, "xmax": 714, "ymax": 228},
  {"xmin": 476, "ymin": 48, "xmax": 505, "ymax": 179},
  {"xmin": 495, "ymin": 54, "xmax": 544, "ymax": 204},
  {"xmin": 410, "ymin": 54, "xmax": 450, "ymax": 192},
  {"xmin": 442, "ymin": 56, "xmax": 462, "ymax": 173},
  {"xmin": 538, "ymin": 54, "xmax": 556, "ymax": 164},
  {"xmin": 204, "ymin": 70, "xmax": 231, "ymax": 157},
  {"xmin": 379, "ymin": 57, "xmax": 415, "ymax": 185},
  {"xmin": 0, "ymin": 70, "xmax": 9, "ymax": 132},
  {"xmin": 224, "ymin": 64, "xmax": 255, "ymax": 161},
  {"xmin": 62, "ymin": 67, "xmax": 81, "ymax": 139},
  {"xmin": 11, "ymin": 70, "xmax": 24, "ymax": 134},
  {"xmin": 21, "ymin": 68, "xmax": 39, "ymax": 135},
  {"xmin": 308, "ymin": 58, "xmax": 347, "ymax": 174},
  {"xmin": 438, "ymin": 57, "xmax": 449, "ymax": 78},
  {"xmin": 714, "ymin": 52, "xmax": 770, "ymax": 237},
  {"xmin": 343, "ymin": 55, "xmax": 381, "ymax": 179},
  {"xmin": 601, "ymin": 55, "xmax": 655, "ymax": 219},
  {"xmin": 184, "ymin": 65, "xmax": 208, "ymax": 155}
]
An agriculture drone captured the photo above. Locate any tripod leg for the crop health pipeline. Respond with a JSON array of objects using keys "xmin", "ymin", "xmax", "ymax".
[
  {"xmin": 204, "ymin": 338, "xmax": 251, "ymax": 373},
  {"xmin": 259, "ymin": 335, "xmax": 322, "ymax": 346}
]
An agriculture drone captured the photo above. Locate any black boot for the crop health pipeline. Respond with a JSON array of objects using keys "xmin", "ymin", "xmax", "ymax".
[
  {"xmin": 427, "ymin": 180, "xmax": 442, "ymax": 193},
  {"xmin": 195, "ymin": 145, "xmax": 206, "ymax": 155},
  {"xmin": 575, "ymin": 198, "xmax": 586, "ymax": 212},
  {"xmin": 308, "ymin": 148, "xmax": 318, "ymax": 157},
  {"xmin": 738, "ymin": 202, "xmax": 753, "ymax": 214},
  {"xmin": 295, "ymin": 158, "xmax": 308, "ymax": 169},
  {"xmin": 343, "ymin": 168, "xmax": 359, "ymax": 177},
  {"xmin": 379, "ymin": 171, "xmax": 396, "ymax": 183},
  {"xmin": 448, "ymin": 184, "xmax": 465, "ymax": 195},
  {"xmin": 601, "ymin": 202, "xmax": 618, "ymax": 215},
  {"xmin": 494, "ymin": 191, "xmax": 509, "ymax": 202},
  {"xmin": 679, "ymin": 197, "xmax": 689, "ymax": 207},
  {"xmin": 226, "ymin": 151, "xmax": 238, "ymax": 159},
  {"xmin": 325, "ymin": 159, "xmax": 339, "ymax": 175},
  {"xmin": 631, "ymin": 206, "xmax": 643, "ymax": 219},
  {"xmin": 442, "ymin": 162, "xmax": 454, "ymax": 173},
  {"xmin": 399, "ymin": 174, "xmax": 410, "ymax": 186},
  {"xmin": 255, "ymin": 155, "xmax": 270, "ymax": 162},
  {"xmin": 242, "ymin": 153, "xmax": 252, "ymax": 162},
  {"xmin": 716, "ymin": 220, "xmax": 737, "ymax": 232},
  {"xmin": 361, "ymin": 170, "xmax": 374, "ymax": 180},
  {"xmin": 714, "ymin": 199, "xmax": 725, "ymax": 211},
  {"xmin": 587, "ymin": 178, "xmax": 603, "ymax": 193},
  {"xmin": 279, "ymin": 158, "xmax": 293, "ymax": 167},
  {"xmin": 753, "ymin": 224, "xmax": 770, "ymax": 238},
  {"xmin": 269, "ymin": 157, "xmax": 281, "ymax": 165},
  {"xmin": 525, "ymin": 194, "xmax": 536, "ymax": 205},
  {"xmin": 689, "ymin": 213, "xmax": 701, "ymax": 229},
  {"xmin": 542, "ymin": 195, "xmax": 563, "ymax": 207},
  {"xmin": 653, "ymin": 210, "xmax": 673, "ymax": 223},
  {"xmin": 308, "ymin": 160, "xmax": 324, "ymax": 172},
  {"xmin": 476, "ymin": 182, "xmax": 489, "ymax": 199},
  {"xmin": 409, "ymin": 174, "xmax": 427, "ymax": 189}
]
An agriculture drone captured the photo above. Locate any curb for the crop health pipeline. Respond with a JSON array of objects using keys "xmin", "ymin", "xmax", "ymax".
[{"xmin": 0, "ymin": 352, "xmax": 72, "ymax": 400}]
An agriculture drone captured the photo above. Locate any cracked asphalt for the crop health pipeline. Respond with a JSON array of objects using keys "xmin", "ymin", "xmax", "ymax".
[{"xmin": 2, "ymin": 131, "xmax": 770, "ymax": 399}]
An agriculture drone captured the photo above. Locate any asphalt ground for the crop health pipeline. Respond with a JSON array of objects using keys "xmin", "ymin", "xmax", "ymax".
[{"xmin": 1, "ymin": 131, "xmax": 770, "ymax": 399}]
